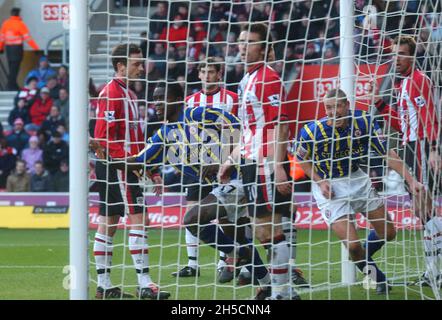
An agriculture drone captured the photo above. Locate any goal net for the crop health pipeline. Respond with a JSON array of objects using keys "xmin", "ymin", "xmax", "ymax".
[{"xmin": 87, "ymin": 0, "xmax": 442, "ymax": 300}]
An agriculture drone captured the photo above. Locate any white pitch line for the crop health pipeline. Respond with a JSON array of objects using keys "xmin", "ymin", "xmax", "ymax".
[{"xmin": 0, "ymin": 266, "xmax": 64, "ymax": 269}]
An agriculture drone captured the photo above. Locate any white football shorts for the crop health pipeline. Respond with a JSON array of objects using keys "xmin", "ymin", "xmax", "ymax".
[
  {"xmin": 312, "ymin": 169, "xmax": 384, "ymax": 225},
  {"xmin": 210, "ymin": 179, "xmax": 248, "ymax": 223}
]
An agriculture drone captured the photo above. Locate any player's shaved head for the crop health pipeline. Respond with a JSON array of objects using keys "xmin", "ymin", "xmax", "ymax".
[
  {"xmin": 154, "ymin": 80, "xmax": 184, "ymax": 101},
  {"xmin": 325, "ymin": 88, "xmax": 347, "ymax": 102}
]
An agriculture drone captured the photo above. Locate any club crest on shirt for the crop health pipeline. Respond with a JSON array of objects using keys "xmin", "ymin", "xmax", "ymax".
[
  {"xmin": 296, "ymin": 145, "xmax": 308, "ymax": 159},
  {"xmin": 104, "ymin": 111, "xmax": 115, "ymax": 122},
  {"xmin": 324, "ymin": 209, "xmax": 332, "ymax": 219},
  {"xmin": 354, "ymin": 129, "xmax": 361, "ymax": 137},
  {"xmin": 414, "ymin": 96, "xmax": 426, "ymax": 108}
]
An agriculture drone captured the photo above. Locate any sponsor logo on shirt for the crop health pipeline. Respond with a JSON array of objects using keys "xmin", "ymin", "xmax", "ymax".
[
  {"xmin": 104, "ymin": 111, "xmax": 115, "ymax": 122},
  {"xmin": 268, "ymin": 94, "xmax": 280, "ymax": 107}
]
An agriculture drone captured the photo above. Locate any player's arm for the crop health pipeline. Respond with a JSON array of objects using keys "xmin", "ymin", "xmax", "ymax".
[
  {"xmin": 262, "ymin": 76, "xmax": 291, "ymax": 195},
  {"xmin": 131, "ymin": 127, "xmax": 166, "ymax": 164},
  {"xmin": 295, "ymin": 127, "xmax": 334, "ymax": 199},
  {"xmin": 369, "ymin": 80, "xmax": 402, "ymax": 132},
  {"xmin": 418, "ymin": 76, "xmax": 441, "ymax": 172},
  {"xmin": 93, "ymin": 94, "xmax": 126, "ymax": 159},
  {"xmin": 369, "ymin": 117, "xmax": 423, "ymax": 194}
]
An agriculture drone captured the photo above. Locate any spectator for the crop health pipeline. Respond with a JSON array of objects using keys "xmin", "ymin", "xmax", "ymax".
[
  {"xmin": 30, "ymin": 161, "xmax": 51, "ymax": 192},
  {"xmin": 6, "ymin": 159, "xmax": 30, "ymax": 192},
  {"xmin": 6, "ymin": 118, "xmax": 29, "ymax": 155},
  {"xmin": 56, "ymin": 124, "xmax": 69, "ymax": 143},
  {"xmin": 51, "ymin": 160, "xmax": 69, "ymax": 192},
  {"xmin": 8, "ymin": 98, "xmax": 30, "ymax": 127},
  {"xmin": 21, "ymin": 135, "xmax": 42, "ymax": 174},
  {"xmin": 132, "ymin": 81, "xmax": 145, "ymax": 100},
  {"xmin": 0, "ymin": 7, "xmax": 39, "ymax": 90},
  {"xmin": 24, "ymin": 56, "xmax": 56, "ymax": 89},
  {"xmin": 28, "ymin": 87, "xmax": 53, "ymax": 130},
  {"xmin": 56, "ymin": 65, "xmax": 69, "ymax": 88},
  {"xmin": 43, "ymin": 131, "xmax": 68, "ymax": 174},
  {"xmin": 0, "ymin": 138, "xmax": 17, "ymax": 189},
  {"xmin": 226, "ymin": 63, "xmax": 244, "ymax": 93},
  {"xmin": 54, "ymin": 87, "xmax": 69, "ymax": 125},
  {"xmin": 149, "ymin": 1, "xmax": 168, "ymax": 40},
  {"xmin": 0, "ymin": 122, "xmax": 3, "ymax": 139},
  {"xmin": 41, "ymin": 106, "xmax": 66, "ymax": 137},
  {"xmin": 46, "ymin": 76, "xmax": 61, "ymax": 100},
  {"xmin": 159, "ymin": 15, "xmax": 188, "ymax": 49},
  {"xmin": 148, "ymin": 42, "xmax": 167, "ymax": 77},
  {"xmin": 14, "ymin": 76, "xmax": 38, "ymax": 108}
]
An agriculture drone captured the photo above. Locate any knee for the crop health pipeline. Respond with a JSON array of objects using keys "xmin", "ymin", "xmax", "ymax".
[
  {"xmin": 386, "ymin": 228, "xmax": 396, "ymax": 242},
  {"xmin": 183, "ymin": 209, "xmax": 197, "ymax": 228},
  {"xmin": 347, "ymin": 242, "xmax": 364, "ymax": 261}
]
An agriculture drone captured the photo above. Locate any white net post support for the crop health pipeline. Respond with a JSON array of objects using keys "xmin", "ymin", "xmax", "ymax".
[
  {"xmin": 339, "ymin": 0, "xmax": 357, "ymax": 285},
  {"xmin": 69, "ymin": 0, "xmax": 89, "ymax": 300}
]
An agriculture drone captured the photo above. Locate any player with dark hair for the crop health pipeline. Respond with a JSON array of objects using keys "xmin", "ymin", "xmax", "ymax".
[
  {"xmin": 296, "ymin": 88, "xmax": 423, "ymax": 294},
  {"xmin": 371, "ymin": 35, "xmax": 442, "ymax": 285},
  {"xmin": 173, "ymin": 57, "xmax": 239, "ymax": 280},
  {"xmin": 219, "ymin": 23, "xmax": 300, "ymax": 300},
  {"xmin": 107, "ymin": 80, "xmax": 273, "ymax": 300},
  {"xmin": 92, "ymin": 43, "xmax": 170, "ymax": 300}
]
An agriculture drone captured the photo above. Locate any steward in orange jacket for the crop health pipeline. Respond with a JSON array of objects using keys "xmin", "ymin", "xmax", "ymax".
[{"xmin": 0, "ymin": 8, "xmax": 39, "ymax": 90}]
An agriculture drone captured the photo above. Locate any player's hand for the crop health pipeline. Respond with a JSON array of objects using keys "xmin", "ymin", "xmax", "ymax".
[
  {"xmin": 202, "ymin": 164, "xmax": 219, "ymax": 180},
  {"xmin": 429, "ymin": 150, "xmax": 442, "ymax": 173},
  {"xmin": 406, "ymin": 178, "xmax": 425, "ymax": 196},
  {"xmin": 218, "ymin": 162, "xmax": 233, "ymax": 184},
  {"xmin": 89, "ymin": 139, "xmax": 107, "ymax": 159},
  {"xmin": 151, "ymin": 174, "xmax": 164, "ymax": 196},
  {"xmin": 275, "ymin": 164, "xmax": 291, "ymax": 195},
  {"xmin": 318, "ymin": 180, "xmax": 334, "ymax": 199}
]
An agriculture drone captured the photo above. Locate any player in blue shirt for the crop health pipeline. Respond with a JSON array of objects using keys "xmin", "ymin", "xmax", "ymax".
[
  {"xmin": 130, "ymin": 81, "xmax": 273, "ymax": 299},
  {"xmin": 296, "ymin": 88, "xmax": 423, "ymax": 294}
]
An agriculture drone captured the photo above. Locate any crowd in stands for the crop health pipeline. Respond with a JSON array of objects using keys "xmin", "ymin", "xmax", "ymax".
[
  {"xmin": 1, "ymin": 0, "xmax": 440, "ymax": 192},
  {"xmin": 0, "ymin": 56, "xmax": 69, "ymax": 192}
]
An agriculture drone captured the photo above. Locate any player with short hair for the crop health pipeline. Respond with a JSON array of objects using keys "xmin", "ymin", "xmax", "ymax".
[
  {"xmin": 126, "ymin": 80, "xmax": 273, "ymax": 299},
  {"xmin": 371, "ymin": 35, "xmax": 442, "ymax": 286},
  {"xmin": 296, "ymin": 88, "xmax": 423, "ymax": 294},
  {"xmin": 172, "ymin": 57, "xmax": 240, "ymax": 280},
  {"xmin": 92, "ymin": 43, "xmax": 170, "ymax": 300},
  {"xmin": 219, "ymin": 23, "xmax": 299, "ymax": 300}
]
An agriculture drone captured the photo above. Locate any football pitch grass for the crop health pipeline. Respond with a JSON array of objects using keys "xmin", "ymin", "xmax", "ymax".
[{"xmin": 0, "ymin": 228, "xmax": 437, "ymax": 300}]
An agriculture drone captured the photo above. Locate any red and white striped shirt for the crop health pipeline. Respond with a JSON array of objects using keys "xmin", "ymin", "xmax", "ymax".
[
  {"xmin": 376, "ymin": 68, "xmax": 439, "ymax": 145},
  {"xmin": 238, "ymin": 63, "xmax": 289, "ymax": 161},
  {"xmin": 94, "ymin": 78, "xmax": 144, "ymax": 159},
  {"xmin": 185, "ymin": 87, "xmax": 238, "ymax": 115}
]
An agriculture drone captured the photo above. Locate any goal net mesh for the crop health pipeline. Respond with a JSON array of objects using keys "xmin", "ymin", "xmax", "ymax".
[{"xmin": 88, "ymin": 0, "xmax": 442, "ymax": 300}]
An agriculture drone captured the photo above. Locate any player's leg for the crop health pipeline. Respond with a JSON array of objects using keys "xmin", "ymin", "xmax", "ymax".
[
  {"xmin": 331, "ymin": 216, "xmax": 390, "ymax": 294},
  {"xmin": 404, "ymin": 141, "xmax": 441, "ymax": 285},
  {"xmin": 364, "ymin": 205, "xmax": 396, "ymax": 258},
  {"xmin": 173, "ymin": 183, "xmax": 213, "ymax": 277},
  {"xmin": 185, "ymin": 192, "xmax": 272, "ymax": 297},
  {"xmin": 281, "ymin": 208, "xmax": 309, "ymax": 288},
  {"xmin": 94, "ymin": 161, "xmax": 131, "ymax": 299},
  {"xmin": 125, "ymin": 171, "xmax": 170, "ymax": 300}
]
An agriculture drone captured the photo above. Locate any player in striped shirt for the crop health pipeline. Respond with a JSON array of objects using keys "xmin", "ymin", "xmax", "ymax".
[
  {"xmin": 174, "ymin": 57, "xmax": 240, "ymax": 280},
  {"xmin": 296, "ymin": 89, "xmax": 423, "ymax": 294},
  {"xmin": 371, "ymin": 36, "xmax": 442, "ymax": 286},
  {"xmin": 128, "ymin": 81, "xmax": 273, "ymax": 299},
  {"xmin": 219, "ymin": 24, "xmax": 301, "ymax": 300}
]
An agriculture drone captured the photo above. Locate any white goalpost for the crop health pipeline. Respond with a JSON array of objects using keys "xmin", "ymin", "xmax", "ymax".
[
  {"xmin": 69, "ymin": 0, "xmax": 89, "ymax": 300},
  {"xmin": 74, "ymin": 0, "xmax": 442, "ymax": 300}
]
